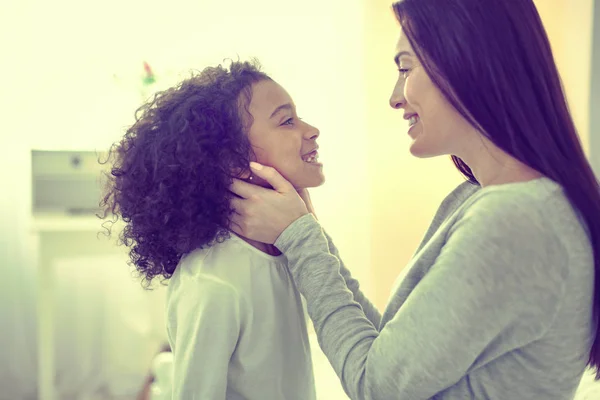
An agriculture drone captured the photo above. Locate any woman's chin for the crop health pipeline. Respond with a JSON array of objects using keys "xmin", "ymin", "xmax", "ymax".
[
  {"xmin": 409, "ymin": 144, "xmax": 427, "ymax": 158},
  {"xmin": 409, "ymin": 139, "xmax": 441, "ymax": 159},
  {"xmin": 410, "ymin": 149, "xmax": 440, "ymax": 159}
]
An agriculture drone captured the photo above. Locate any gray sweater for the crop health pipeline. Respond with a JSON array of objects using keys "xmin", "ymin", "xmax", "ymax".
[{"xmin": 275, "ymin": 178, "xmax": 595, "ymax": 399}]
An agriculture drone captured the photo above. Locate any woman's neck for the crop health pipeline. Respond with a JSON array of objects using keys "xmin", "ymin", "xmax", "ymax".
[
  {"xmin": 238, "ymin": 235, "xmax": 282, "ymax": 256},
  {"xmin": 460, "ymin": 136, "xmax": 543, "ymax": 188}
]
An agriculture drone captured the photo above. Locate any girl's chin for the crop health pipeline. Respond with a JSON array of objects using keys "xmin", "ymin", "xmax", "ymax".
[
  {"xmin": 292, "ymin": 180, "xmax": 325, "ymax": 190},
  {"xmin": 285, "ymin": 167, "xmax": 326, "ymax": 189}
]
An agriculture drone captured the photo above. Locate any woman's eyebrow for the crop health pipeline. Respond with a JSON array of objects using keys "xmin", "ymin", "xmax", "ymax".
[{"xmin": 394, "ymin": 51, "xmax": 412, "ymax": 66}]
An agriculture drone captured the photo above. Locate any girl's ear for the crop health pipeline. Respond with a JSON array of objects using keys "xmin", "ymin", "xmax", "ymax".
[
  {"xmin": 232, "ymin": 166, "xmax": 273, "ymax": 189},
  {"xmin": 243, "ymin": 171, "xmax": 273, "ymax": 189}
]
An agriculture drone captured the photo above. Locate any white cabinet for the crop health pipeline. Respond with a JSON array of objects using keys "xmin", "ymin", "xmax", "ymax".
[{"xmin": 32, "ymin": 213, "xmax": 167, "ymax": 400}]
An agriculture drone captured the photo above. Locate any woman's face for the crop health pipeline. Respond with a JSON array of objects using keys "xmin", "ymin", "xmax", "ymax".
[
  {"xmin": 389, "ymin": 28, "xmax": 474, "ymax": 159},
  {"xmin": 246, "ymin": 80, "xmax": 325, "ymax": 189}
]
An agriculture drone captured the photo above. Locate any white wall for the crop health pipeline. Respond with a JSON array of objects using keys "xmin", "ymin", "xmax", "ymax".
[
  {"xmin": 0, "ymin": 141, "xmax": 38, "ymax": 399},
  {"xmin": 589, "ymin": 0, "xmax": 600, "ymax": 175},
  {"xmin": 534, "ymin": 0, "xmax": 595, "ymax": 154},
  {"xmin": 1, "ymin": 2, "xmax": 41, "ymax": 397},
  {"xmin": 363, "ymin": 0, "xmax": 464, "ymax": 308}
]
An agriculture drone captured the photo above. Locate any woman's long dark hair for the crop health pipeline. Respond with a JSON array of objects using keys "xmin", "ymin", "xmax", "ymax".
[{"xmin": 393, "ymin": 0, "xmax": 600, "ymax": 376}]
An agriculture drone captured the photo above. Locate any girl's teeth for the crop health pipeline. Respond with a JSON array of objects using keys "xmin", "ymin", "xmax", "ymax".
[
  {"xmin": 409, "ymin": 116, "xmax": 420, "ymax": 127},
  {"xmin": 303, "ymin": 153, "xmax": 319, "ymax": 163}
]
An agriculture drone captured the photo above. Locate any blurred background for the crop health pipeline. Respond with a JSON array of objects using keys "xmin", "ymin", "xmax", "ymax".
[{"xmin": 0, "ymin": 0, "xmax": 599, "ymax": 399}]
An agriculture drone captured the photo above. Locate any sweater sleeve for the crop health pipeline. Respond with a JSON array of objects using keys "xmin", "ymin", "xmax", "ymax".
[
  {"xmin": 323, "ymin": 230, "xmax": 382, "ymax": 329},
  {"xmin": 275, "ymin": 193, "xmax": 567, "ymax": 400},
  {"xmin": 170, "ymin": 277, "xmax": 242, "ymax": 400}
]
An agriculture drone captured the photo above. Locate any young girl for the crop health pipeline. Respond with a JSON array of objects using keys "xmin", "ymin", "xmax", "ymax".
[{"xmin": 101, "ymin": 60, "xmax": 323, "ymax": 399}]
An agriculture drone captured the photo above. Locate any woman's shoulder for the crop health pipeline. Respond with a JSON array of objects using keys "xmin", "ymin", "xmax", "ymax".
[
  {"xmin": 455, "ymin": 177, "xmax": 591, "ymax": 262},
  {"xmin": 425, "ymin": 180, "xmax": 481, "ymax": 233},
  {"xmin": 436, "ymin": 180, "xmax": 481, "ymax": 216},
  {"xmin": 446, "ymin": 176, "xmax": 563, "ymax": 211},
  {"xmin": 464, "ymin": 177, "xmax": 573, "ymax": 222}
]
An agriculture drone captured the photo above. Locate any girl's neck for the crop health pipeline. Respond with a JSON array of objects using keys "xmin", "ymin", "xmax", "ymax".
[{"xmin": 238, "ymin": 235, "xmax": 282, "ymax": 256}]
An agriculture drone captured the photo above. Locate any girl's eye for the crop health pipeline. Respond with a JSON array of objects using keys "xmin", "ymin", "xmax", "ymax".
[{"xmin": 282, "ymin": 118, "xmax": 294, "ymax": 126}]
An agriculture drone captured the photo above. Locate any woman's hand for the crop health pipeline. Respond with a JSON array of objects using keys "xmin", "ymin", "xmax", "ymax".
[
  {"xmin": 230, "ymin": 162, "xmax": 309, "ymax": 244},
  {"xmin": 296, "ymin": 188, "xmax": 318, "ymax": 220}
]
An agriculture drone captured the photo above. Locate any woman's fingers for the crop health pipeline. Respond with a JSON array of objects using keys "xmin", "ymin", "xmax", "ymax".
[
  {"xmin": 228, "ymin": 163, "xmax": 308, "ymax": 244},
  {"xmin": 229, "ymin": 212, "xmax": 245, "ymax": 236},
  {"xmin": 230, "ymin": 178, "xmax": 259, "ymax": 199},
  {"xmin": 229, "ymin": 196, "xmax": 253, "ymax": 236},
  {"xmin": 230, "ymin": 196, "xmax": 244, "ymax": 213}
]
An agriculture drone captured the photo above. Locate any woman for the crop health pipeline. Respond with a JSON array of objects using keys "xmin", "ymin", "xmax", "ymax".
[
  {"xmin": 100, "ymin": 60, "xmax": 323, "ymax": 399},
  {"xmin": 229, "ymin": 1, "xmax": 600, "ymax": 399}
]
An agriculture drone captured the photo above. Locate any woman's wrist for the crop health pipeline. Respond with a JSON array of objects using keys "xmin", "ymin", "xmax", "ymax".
[
  {"xmin": 275, "ymin": 213, "xmax": 318, "ymax": 252},
  {"xmin": 296, "ymin": 189, "xmax": 318, "ymax": 220}
]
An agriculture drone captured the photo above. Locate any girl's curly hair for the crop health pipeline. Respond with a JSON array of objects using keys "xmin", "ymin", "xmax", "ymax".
[{"xmin": 99, "ymin": 60, "xmax": 271, "ymax": 286}]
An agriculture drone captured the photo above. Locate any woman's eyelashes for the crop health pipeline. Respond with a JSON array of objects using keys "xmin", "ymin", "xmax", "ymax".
[{"xmin": 398, "ymin": 68, "xmax": 411, "ymax": 79}]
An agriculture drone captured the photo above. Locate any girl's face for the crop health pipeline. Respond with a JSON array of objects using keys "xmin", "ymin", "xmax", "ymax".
[{"xmin": 245, "ymin": 80, "xmax": 325, "ymax": 189}]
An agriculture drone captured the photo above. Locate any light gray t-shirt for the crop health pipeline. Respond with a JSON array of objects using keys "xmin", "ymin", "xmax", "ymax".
[
  {"xmin": 276, "ymin": 177, "xmax": 595, "ymax": 399},
  {"xmin": 166, "ymin": 233, "xmax": 316, "ymax": 400}
]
